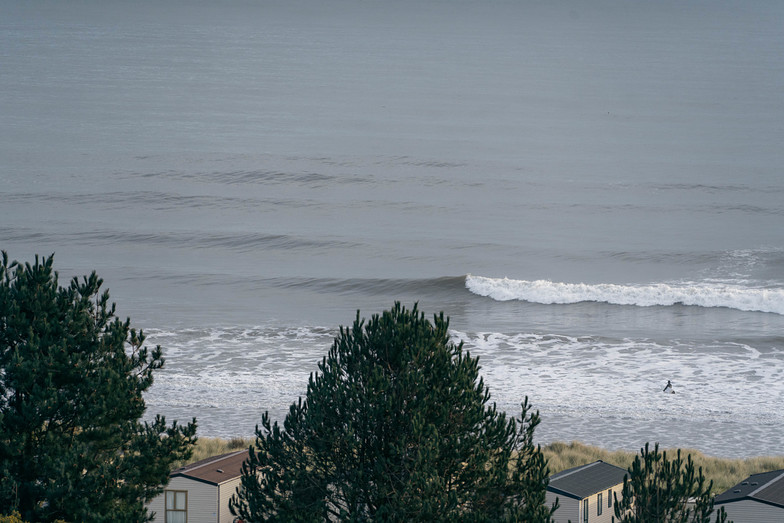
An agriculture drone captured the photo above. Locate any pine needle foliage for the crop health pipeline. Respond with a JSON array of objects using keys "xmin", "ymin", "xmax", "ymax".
[
  {"xmin": 0, "ymin": 253, "xmax": 197, "ymax": 522},
  {"xmin": 614, "ymin": 443, "xmax": 731, "ymax": 523},
  {"xmin": 230, "ymin": 302, "xmax": 557, "ymax": 522}
]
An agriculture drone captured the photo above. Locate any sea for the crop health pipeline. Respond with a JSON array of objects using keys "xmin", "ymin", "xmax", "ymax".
[{"xmin": 2, "ymin": 0, "xmax": 783, "ymax": 459}]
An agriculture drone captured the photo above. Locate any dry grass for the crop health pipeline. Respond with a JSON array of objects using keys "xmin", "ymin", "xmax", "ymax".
[
  {"xmin": 542, "ymin": 440, "xmax": 637, "ymax": 473},
  {"xmin": 542, "ymin": 440, "xmax": 784, "ymax": 494},
  {"xmin": 175, "ymin": 436, "xmax": 255, "ymax": 470},
  {"xmin": 179, "ymin": 438, "xmax": 784, "ymax": 495}
]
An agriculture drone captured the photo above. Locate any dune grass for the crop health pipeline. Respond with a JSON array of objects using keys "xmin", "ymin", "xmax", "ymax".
[
  {"xmin": 183, "ymin": 438, "xmax": 784, "ymax": 495},
  {"xmin": 541, "ymin": 440, "xmax": 784, "ymax": 494},
  {"xmin": 175, "ymin": 436, "xmax": 255, "ymax": 470}
]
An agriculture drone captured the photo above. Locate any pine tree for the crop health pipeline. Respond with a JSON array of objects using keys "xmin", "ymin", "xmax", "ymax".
[
  {"xmin": 0, "ymin": 253, "xmax": 197, "ymax": 522},
  {"xmin": 230, "ymin": 302, "xmax": 557, "ymax": 522},
  {"xmin": 614, "ymin": 442, "xmax": 731, "ymax": 523}
]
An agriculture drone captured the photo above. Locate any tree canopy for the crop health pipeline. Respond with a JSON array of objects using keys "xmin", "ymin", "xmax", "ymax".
[
  {"xmin": 0, "ymin": 253, "xmax": 197, "ymax": 522},
  {"xmin": 231, "ymin": 302, "xmax": 557, "ymax": 522},
  {"xmin": 614, "ymin": 442, "xmax": 731, "ymax": 523}
]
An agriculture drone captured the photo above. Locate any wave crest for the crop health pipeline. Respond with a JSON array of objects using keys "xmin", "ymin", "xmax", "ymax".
[{"xmin": 465, "ymin": 275, "xmax": 784, "ymax": 315}]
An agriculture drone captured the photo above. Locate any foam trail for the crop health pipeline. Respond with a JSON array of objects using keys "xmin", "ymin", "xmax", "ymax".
[{"xmin": 465, "ymin": 275, "xmax": 784, "ymax": 315}]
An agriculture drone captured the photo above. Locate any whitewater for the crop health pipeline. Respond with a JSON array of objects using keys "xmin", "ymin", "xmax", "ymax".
[
  {"xmin": 2, "ymin": 0, "xmax": 784, "ymax": 457},
  {"xmin": 466, "ymin": 276, "xmax": 784, "ymax": 315}
]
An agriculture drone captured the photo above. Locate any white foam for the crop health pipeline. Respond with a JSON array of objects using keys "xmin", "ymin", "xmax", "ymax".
[
  {"xmin": 139, "ymin": 324, "xmax": 784, "ymax": 457},
  {"xmin": 465, "ymin": 275, "xmax": 784, "ymax": 315},
  {"xmin": 450, "ymin": 331, "xmax": 784, "ymax": 437}
]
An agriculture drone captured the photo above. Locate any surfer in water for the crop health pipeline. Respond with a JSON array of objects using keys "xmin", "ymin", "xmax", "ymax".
[{"xmin": 663, "ymin": 380, "xmax": 674, "ymax": 394}]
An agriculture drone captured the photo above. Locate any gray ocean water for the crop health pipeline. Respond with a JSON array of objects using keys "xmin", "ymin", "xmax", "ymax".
[{"xmin": 2, "ymin": 0, "xmax": 784, "ymax": 458}]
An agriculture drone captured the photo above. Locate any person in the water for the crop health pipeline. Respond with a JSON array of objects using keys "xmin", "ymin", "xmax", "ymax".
[{"xmin": 663, "ymin": 380, "xmax": 674, "ymax": 393}]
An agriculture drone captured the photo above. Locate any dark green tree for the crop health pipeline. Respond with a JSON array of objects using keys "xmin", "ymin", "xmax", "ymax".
[
  {"xmin": 614, "ymin": 442, "xmax": 731, "ymax": 523},
  {"xmin": 0, "ymin": 253, "xmax": 197, "ymax": 522},
  {"xmin": 230, "ymin": 302, "xmax": 557, "ymax": 522}
]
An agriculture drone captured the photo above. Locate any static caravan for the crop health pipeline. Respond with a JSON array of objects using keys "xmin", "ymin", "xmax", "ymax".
[
  {"xmin": 148, "ymin": 450, "xmax": 246, "ymax": 523},
  {"xmin": 546, "ymin": 460, "xmax": 627, "ymax": 523},
  {"xmin": 714, "ymin": 469, "xmax": 784, "ymax": 523}
]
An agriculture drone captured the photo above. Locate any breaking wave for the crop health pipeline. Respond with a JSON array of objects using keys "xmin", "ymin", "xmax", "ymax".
[{"xmin": 465, "ymin": 275, "xmax": 784, "ymax": 315}]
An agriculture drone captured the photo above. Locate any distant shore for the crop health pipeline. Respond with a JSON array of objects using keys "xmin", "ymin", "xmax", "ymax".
[{"xmin": 187, "ymin": 437, "xmax": 784, "ymax": 495}]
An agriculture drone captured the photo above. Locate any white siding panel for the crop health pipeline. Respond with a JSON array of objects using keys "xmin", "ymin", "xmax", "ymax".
[
  {"xmin": 147, "ymin": 490, "xmax": 165, "ymax": 522},
  {"xmin": 549, "ymin": 492, "xmax": 579, "ymax": 523},
  {"xmin": 218, "ymin": 477, "xmax": 243, "ymax": 523},
  {"xmin": 590, "ymin": 487, "xmax": 621, "ymax": 523},
  {"xmin": 147, "ymin": 477, "xmax": 218, "ymax": 523},
  {"xmin": 719, "ymin": 499, "xmax": 784, "ymax": 523},
  {"xmin": 548, "ymin": 484, "xmax": 624, "ymax": 523}
]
